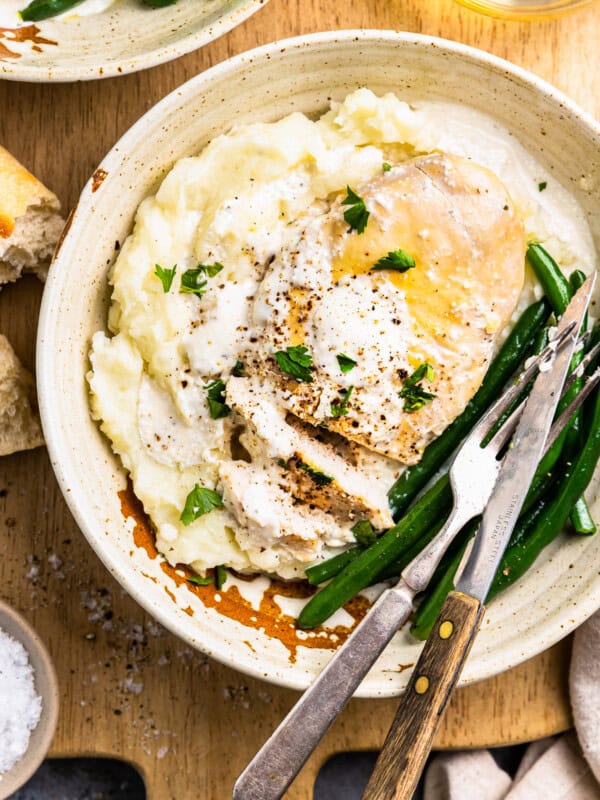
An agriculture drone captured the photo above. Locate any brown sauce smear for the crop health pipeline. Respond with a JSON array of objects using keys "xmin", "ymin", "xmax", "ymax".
[
  {"xmin": 0, "ymin": 25, "xmax": 56, "ymax": 61},
  {"xmin": 118, "ymin": 486, "xmax": 371, "ymax": 662}
]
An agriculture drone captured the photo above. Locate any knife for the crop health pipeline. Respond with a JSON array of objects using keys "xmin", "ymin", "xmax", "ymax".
[{"xmin": 361, "ymin": 274, "xmax": 595, "ymax": 800}]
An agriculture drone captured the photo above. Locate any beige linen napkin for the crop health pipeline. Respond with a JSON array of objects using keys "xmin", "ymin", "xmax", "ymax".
[
  {"xmin": 571, "ymin": 611, "xmax": 600, "ymax": 784},
  {"xmin": 422, "ymin": 610, "xmax": 600, "ymax": 800}
]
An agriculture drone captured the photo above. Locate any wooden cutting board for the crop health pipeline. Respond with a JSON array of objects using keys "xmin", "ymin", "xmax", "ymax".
[{"xmin": 0, "ymin": 0, "xmax": 598, "ymax": 797}]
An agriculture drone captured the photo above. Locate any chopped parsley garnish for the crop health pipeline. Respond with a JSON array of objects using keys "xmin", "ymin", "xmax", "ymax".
[
  {"xmin": 341, "ymin": 186, "xmax": 370, "ymax": 234},
  {"xmin": 330, "ymin": 385, "xmax": 354, "ymax": 418},
  {"xmin": 277, "ymin": 458, "xmax": 290, "ymax": 470},
  {"xmin": 337, "ymin": 353, "xmax": 357, "ymax": 374},
  {"xmin": 180, "ymin": 267, "xmax": 208, "ymax": 297},
  {"xmin": 154, "ymin": 264, "xmax": 177, "ymax": 293},
  {"xmin": 399, "ymin": 363, "xmax": 436, "ymax": 413},
  {"xmin": 187, "ymin": 574, "xmax": 214, "ymax": 586},
  {"xmin": 298, "ymin": 462, "xmax": 334, "ymax": 486},
  {"xmin": 179, "ymin": 262, "xmax": 223, "ymax": 297},
  {"xmin": 382, "ymin": 162, "xmax": 392, "ymax": 172},
  {"xmin": 538, "ymin": 181, "xmax": 547, "ymax": 192},
  {"xmin": 232, "ymin": 360, "xmax": 245, "ymax": 377},
  {"xmin": 274, "ymin": 345, "xmax": 314, "ymax": 383},
  {"xmin": 351, "ymin": 519, "xmax": 377, "ymax": 547},
  {"xmin": 180, "ymin": 485, "xmax": 223, "ymax": 525},
  {"xmin": 198, "ymin": 262, "xmax": 224, "ymax": 278},
  {"xmin": 204, "ymin": 379, "xmax": 230, "ymax": 419},
  {"xmin": 215, "ymin": 565, "xmax": 228, "ymax": 590},
  {"xmin": 372, "ymin": 249, "xmax": 416, "ymax": 273}
]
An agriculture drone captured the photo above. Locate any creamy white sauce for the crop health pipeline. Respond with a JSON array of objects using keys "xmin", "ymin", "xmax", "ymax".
[
  {"xmin": 137, "ymin": 375, "xmax": 227, "ymax": 469},
  {"xmin": 185, "ymin": 277, "xmax": 255, "ymax": 376},
  {"xmin": 0, "ymin": 0, "xmax": 115, "ymax": 26},
  {"xmin": 88, "ymin": 89, "xmax": 597, "ymax": 580}
]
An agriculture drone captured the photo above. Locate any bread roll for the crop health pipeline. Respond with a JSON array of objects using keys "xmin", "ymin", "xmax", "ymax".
[
  {"xmin": 0, "ymin": 145, "xmax": 64, "ymax": 285},
  {"xmin": 0, "ymin": 335, "xmax": 43, "ymax": 456}
]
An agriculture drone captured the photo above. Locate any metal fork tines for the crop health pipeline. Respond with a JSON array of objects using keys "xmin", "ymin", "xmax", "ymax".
[
  {"xmin": 233, "ymin": 308, "xmax": 593, "ymax": 800},
  {"xmin": 403, "ymin": 322, "xmax": 581, "ymax": 592}
]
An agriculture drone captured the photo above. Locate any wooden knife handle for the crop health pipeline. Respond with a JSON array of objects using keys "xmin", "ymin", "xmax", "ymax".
[{"xmin": 362, "ymin": 591, "xmax": 484, "ymax": 800}]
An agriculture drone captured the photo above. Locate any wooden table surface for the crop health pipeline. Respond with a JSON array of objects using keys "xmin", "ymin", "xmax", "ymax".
[{"xmin": 1, "ymin": 1, "xmax": 599, "ymax": 797}]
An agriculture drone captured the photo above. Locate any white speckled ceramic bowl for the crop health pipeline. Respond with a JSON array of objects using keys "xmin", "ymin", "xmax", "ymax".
[
  {"xmin": 38, "ymin": 31, "xmax": 600, "ymax": 696},
  {"xmin": 0, "ymin": 600, "xmax": 59, "ymax": 799},
  {"xmin": 0, "ymin": 0, "xmax": 267, "ymax": 82}
]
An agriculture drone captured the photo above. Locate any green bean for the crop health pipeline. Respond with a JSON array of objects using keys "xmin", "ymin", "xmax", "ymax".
[
  {"xmin": 566, "ymin": 270, "xmax": 595, "ymax": 534},
  {"xmin": 20, "ymin": 0, "xmax": 177, "ymax": 19},
  {"xmin": 388, "ymin": 299, "xmax": 550, "ymax": 519},
  {"xmin": 570, "ymin": 497, "xmax": 597, "ymax": 535},
  {"xmin": 19, "ymin": 0, "xmax": 84, "ymax": 19},
  {"xmin": 297, "ymin": 474, "xmax": 452, "ymax": 629},
  {"xmin": 587, "ymin": 323, "xmax": 600, "ymax": 369},
  {"xmin": 526, "ymin": 243, "xmax": 571, "ymax": 315},
  {"xmin": 488, "ymin": 386, "xmax": 600, "ymax": 600},
  {"xmin": 372, "ymin": 516, "xmax": 468, "ymax": 584},
  {"xmin": 306, "ymin": 546, "xmax": 363, "ymax": 585}
]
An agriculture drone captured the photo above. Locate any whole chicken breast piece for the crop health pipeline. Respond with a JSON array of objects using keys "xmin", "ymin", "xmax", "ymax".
[{"xmin": 247, "ymin": 153, "xmax": 526, "ymax": 463}]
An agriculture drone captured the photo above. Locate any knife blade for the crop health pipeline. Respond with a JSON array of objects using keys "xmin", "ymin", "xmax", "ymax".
[{"xmin": 457, "ymin": 272, "xmax": 595, "ymax": 601}]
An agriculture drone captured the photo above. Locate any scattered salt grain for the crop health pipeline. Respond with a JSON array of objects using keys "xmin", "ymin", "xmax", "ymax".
[
  {"xmin": 0, "ymin": 628, "xmax": 42, "ymax": 774},
  {"xmin": 47, "ymin": 554, "xmax": 62, "ymax": 571},
  {"xmin": 123, "ymin": 677, "xmax": 143, "ymax": 695},
  {"xmin": 25, "ymin": 556, "xmax": 40, "ymax": 581}
]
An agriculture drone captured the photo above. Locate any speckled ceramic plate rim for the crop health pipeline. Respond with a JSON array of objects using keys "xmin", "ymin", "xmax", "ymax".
[
  {"xmin": 37, "ymin": 29, "xmax": 600, "ymax": 695},
  {"xmin": 0, "ymin": 0, "xmax": 268, "ymax": 82}
]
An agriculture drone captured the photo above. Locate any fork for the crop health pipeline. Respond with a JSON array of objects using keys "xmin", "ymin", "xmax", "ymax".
[{"xmin": 234, "ymin": 326, "xmax": 600, "ymax": 800}]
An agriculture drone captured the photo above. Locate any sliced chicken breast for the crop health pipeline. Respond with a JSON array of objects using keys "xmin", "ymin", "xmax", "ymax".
[{"xmin": 225, "ymin": 377, "xmax": 394, "ymax": 529}]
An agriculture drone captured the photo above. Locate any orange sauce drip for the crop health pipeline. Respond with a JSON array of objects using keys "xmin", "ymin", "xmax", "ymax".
[
  {"xmin": 118, "ymin": 485, "xmax": 371, "ymax": 662},
  {"xmin": 92, "ymin": 168, "xmax": 108, "ymax": 193},
  {"xmin": 0, "ymin": 25, "xmax": 56, "ymax": 61}
]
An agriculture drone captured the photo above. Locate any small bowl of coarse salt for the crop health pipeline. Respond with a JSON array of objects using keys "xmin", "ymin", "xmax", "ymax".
[{"xmin": 0, "ymin": 600, "xmax": 59, "ymax": 799}]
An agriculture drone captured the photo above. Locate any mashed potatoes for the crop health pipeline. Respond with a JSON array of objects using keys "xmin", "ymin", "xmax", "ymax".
[{"xmin": 88, "ymin": 89, "xmax": 595, "ymax": 580}]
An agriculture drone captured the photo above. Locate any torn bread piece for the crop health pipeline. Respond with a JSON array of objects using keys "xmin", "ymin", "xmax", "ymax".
[
  {"xmin": 0, "ymin": 146, "xmax": 64, "ymax": 285},
  {"xmin": 0, "ymin": 335, "xmax": 44, "ymax": 456}
]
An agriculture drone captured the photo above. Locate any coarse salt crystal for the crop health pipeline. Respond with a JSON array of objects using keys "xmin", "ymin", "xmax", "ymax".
[{"xmin": 0, "ymin": 628, "xmax": 42, "ymax": 774}]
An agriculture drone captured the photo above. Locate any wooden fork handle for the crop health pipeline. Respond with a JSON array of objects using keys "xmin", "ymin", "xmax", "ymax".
[{"xmin": 362, "ymin": 591, "xmax": 484, "ymax": 800}]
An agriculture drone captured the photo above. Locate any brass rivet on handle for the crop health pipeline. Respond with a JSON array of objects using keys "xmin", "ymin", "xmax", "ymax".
[
  {"xmin": 439, "ymin": 620, "xmax": 454, "ymax": 639},
  {"xmin": 414, "ymin": 675, "xmax": 430, "ymax": 694}
]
